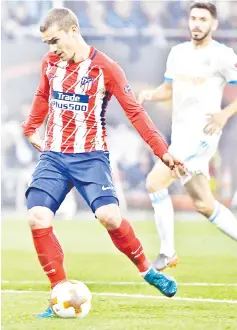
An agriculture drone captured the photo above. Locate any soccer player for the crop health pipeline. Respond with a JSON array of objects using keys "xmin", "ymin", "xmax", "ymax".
[
  {"xmin": 138, "ymin": 2, "xmax": 237, "ymax": 271},
  {"xmin": 22, "ymin": 8, "xmax": 184, "ymax": 318}
]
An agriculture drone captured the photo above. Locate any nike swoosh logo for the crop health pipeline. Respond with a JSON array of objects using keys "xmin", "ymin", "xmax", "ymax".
[
  {"xmin": 102, "ymin": 185, "xmax": 113, "ymax": 191},
  {"xmin": 131, "ymin": 245, "xmax": 142, "ymax": 255}
]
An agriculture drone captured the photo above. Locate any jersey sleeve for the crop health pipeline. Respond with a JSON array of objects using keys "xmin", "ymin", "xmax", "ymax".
[
  {"xmin": 106, "ymin": 61, "xmax": 168, "ymax": 159},
  {"xmin": 22, "ymin": 54, "xmax": 50, "ymax": 137},
  {"xmin": 219, "ymin": 47, "xmax": 237, "ymax": 85},
  {"xmin": 164, "ymin": 47, "xmax": 175, "ymax": 83}
]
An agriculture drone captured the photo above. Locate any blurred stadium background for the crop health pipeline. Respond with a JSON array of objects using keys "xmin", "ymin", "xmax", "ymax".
[{"xmin": 2, "ymin": 0, "xmax": 237, "ymax": 219}]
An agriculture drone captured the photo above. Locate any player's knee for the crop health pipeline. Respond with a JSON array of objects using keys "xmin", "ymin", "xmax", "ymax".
[
  {"xmin": 146, "ymin": 171, "xmax": 166, "ymax": 193},
  {"xmin": 28, "ymin": 206, "xmax": 54, "ymax": 229},
  {"xmin": 193, "ymin": 199, "xmax": 214, "ymax": 217},
  {"xmin": 95, "ymin": 204, "xmax": 122, "ymax": 230}
]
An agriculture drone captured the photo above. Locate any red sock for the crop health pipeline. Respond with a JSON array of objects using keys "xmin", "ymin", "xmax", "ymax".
[
  {"xmin": 31, "ymin": 227, "xmax": 66, "ymax": 288},
  {"xmin": 108, "ymin": 218, "xmax": 150, "ymax": 272}
]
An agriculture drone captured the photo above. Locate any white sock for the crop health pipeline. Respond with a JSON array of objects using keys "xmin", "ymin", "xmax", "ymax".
[
  {"xmin": 209, "ymin": 201, "xmax": 237, "ymax": 241},
  {"xmin": 149, "ymin": 189, "xmax": 175, "ymax": 257},
  {"xmin": 140, "ymin": 267, "xmax": 152, "ymax": 277}
]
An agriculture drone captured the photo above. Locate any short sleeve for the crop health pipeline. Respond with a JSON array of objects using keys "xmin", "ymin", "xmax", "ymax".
[
  {"xmin": 164, "ymin": 48, "xmax": 175, "ymax": 82},
  {"xmin": 219, "ymin": 47, "xmax": 237, "ymax": 85}
]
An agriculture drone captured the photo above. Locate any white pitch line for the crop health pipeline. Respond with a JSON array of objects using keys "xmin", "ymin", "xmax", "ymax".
[
  {"xmin": 2, "ymin": 290, "xmax": 237, "ymax": 305},
  {"xmin": 94, "ymin": 293, "xmax": 237, "ymax": 304},
  {"xmin": 2, "ymin": 280, "xmax": 237, "ymax": 287}
]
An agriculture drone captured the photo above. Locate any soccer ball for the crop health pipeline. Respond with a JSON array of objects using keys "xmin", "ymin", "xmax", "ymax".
[{"xmin": 50, "ymin": 280, "xmax": 92, "ymax": 318}]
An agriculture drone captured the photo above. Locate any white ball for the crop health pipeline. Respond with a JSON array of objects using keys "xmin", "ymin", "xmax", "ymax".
[{"xmin": 50, "ymin": 280, "xmax": 92, "ymax": 318}]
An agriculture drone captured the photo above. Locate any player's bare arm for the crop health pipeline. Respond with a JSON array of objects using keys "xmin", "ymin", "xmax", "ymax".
[
  {"xmin": 138, "ymin": 81, "xmax": 172, "ymax": 105},
  {"xmin": 204, "ymin": 98, "xmax": 237, "ymax": 135}
]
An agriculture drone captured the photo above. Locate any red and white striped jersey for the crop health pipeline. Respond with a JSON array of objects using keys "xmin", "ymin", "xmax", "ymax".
[{"xmin": 23, "ymin": 46, "xmax": 168, "ymax": 158}]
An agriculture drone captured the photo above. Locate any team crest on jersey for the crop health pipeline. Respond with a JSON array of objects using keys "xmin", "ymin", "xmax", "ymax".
[{"xmin": 80, "ymin": 76, "xmax": 94, "ymax": 92}]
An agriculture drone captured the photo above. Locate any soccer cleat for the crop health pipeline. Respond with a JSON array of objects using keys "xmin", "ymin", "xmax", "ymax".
[
  {"xmin": 152, "ymin": 253, "xmax": 178, "ymax": 271},
  {"xmin": 36, "ymin": 306, "xmax": 55, "ymax": 318},
  {"xmin": 144, "ymin": 267, "xmax": 177, "ymax": 297}
]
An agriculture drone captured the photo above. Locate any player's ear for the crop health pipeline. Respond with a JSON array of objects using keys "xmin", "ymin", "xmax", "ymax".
[{"xmin": 71, "ymin": 25, "xmax": 78, "ymax": 37}]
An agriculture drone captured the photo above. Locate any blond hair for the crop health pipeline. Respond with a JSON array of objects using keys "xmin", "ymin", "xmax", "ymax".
[{"xmin": 40, "ymin": 7, "xmax": 79, "ymax": 32}]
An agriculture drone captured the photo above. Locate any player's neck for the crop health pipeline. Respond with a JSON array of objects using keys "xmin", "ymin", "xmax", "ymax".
[
  {"xmin": 71, "ymin": 36, "xmax": 91, "ymax": 63},
  {"xmin": 192, "ymin": 36, "xmax": 213, "ymax": 49}
]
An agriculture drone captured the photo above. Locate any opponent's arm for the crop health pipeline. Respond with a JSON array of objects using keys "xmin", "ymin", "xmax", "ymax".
[
  {"xmin": 204, "ymin": 47, "xmax": 237, "ymax": 135},
  {"xmin": 138, "ymin": 81, "xmax": 172, "ymax": 104},
  {"xmin": 22, "ymin": 54, "xmax": 50, "ymax": 151},
  {"xmin": 204, "ymin": 98, "xmax": 237, "ymax": 135}
]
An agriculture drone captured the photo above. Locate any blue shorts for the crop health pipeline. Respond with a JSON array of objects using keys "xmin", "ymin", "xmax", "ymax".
[{"xmin": 26, "ymin": 151, "xmax": 118, "ymax": 213}]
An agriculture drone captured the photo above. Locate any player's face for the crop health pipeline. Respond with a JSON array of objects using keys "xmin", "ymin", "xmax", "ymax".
[
  {"xmin": 189, "ymin": 8, "xmax": 217, "ymax": 42},
  {"xmin": 42, "ymin": 24, "xmax": 77, "ymax": 61}
]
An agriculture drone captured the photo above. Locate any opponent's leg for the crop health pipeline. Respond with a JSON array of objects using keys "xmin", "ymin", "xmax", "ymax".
[
  {"xmin": 185, "ymin": 174, "xmax": 237, "ymax": 241},
  {"xmin": 95, "ymin": 202, "xmax": 177, "ymax": 297},
  {"xmin": 146, "ymin": 161, "xmax": 178, "ymax": 270}
]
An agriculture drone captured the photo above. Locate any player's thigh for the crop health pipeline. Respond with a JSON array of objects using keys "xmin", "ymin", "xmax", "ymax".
[
  {"xmin": 146, "ymin": 160, "xmax": 174, "ymax": 192},
  {"xmin": 184, "ymin": 174, "xmax": 215, "ymax": 215},
  {"xmin": 26, "ymin": 153, "xmax": 73, "ymax": 219},
  {"xmin": 71, "ymin": 151, "xmax": 119, "ymax": 214}
]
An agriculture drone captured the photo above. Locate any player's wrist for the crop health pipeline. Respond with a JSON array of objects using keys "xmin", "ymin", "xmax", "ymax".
[
  {"xmin": 222, "ymin": 99, "xmax": 237, "ymax": 120},
  {"xmin": 225, "ymin": 108, "xmax": 236, "ymax": 120},
  {"xmin": 161, "ymin": 152, "xmax": 170, "ymax": 161},
  {"xmin": 157, "ymin": 148, "xmax": 169, "ymax": 160}
]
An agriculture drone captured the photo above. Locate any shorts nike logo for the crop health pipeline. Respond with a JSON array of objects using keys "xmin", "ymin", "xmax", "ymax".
[{"xmin": 102, "ymin": 185, "xmax": 113, "ymax": 191}]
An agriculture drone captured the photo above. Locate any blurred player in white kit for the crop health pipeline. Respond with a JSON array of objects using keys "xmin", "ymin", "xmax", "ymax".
[{"xmin": 138, "ymin": 1, "xmax": 237, "ymax": 271}]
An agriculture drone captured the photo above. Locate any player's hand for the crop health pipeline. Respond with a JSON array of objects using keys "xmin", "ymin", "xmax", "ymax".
[
  {"xmin": 27, "ymin": 132, "xmax": 43, "ymax": 152},
  {"xmin": 137, "ymin": 90, "xmax": 152, "ymax": 105},
  {"xmin": 161, "ymin": 153, "xmax": 187, "ymax": 178},
  {"xmin": 204, "ymin": 112, "xmax": 228, "ymax": 135}
]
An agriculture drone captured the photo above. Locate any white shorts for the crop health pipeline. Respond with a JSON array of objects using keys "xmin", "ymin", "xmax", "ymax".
[{"xmin": 168, "ymin": 132, "xmax": 221, "ymax": 184}]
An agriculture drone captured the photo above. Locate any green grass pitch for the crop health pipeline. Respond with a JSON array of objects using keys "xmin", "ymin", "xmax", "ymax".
[{"xmin": 2, "ymin": 218, "xmax": 237, "ymax": 329}]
